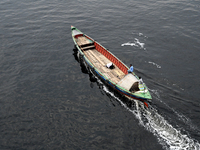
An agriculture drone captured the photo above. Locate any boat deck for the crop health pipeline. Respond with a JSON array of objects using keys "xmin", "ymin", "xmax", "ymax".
[
  {"xmin": 84, "ymin": 49, "xmax": 125, "ymax": 84},
  {"xmin": 76, "ymin": 36, "xmax": 93, "ymax": 46},
  {"xmin": 75, "ymin": 36, "xmax": 126, "ymax": 84},
  {"xmin": 75, "ymin": 35, "xmax": 139, "ymax": 91}
]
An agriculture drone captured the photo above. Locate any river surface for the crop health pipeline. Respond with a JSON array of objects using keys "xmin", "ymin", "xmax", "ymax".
[{"xmin": 0, "ymin": 0, "xmax": 200, "ymax": 149}]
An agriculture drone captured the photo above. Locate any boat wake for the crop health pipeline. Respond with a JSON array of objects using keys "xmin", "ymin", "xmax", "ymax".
[
  {"xmin": 101, "ymin": 83, "xmax": 200, "ymax": 150},
  {"xmin": 74, "ymin": 48, "xmax": 200, "ymax": 150},
  {"xmin": 91, "ymin": 71, "xmax": 200, "ymax": 149},
  {"xmin": 150, "ymin": 88, "xmax": 200, "ymax": 135}
]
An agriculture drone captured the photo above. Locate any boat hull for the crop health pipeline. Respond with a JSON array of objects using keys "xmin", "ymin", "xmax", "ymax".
[{"xmin": 71, "ymin": 26, "xmax": 152, "ymax": 105}]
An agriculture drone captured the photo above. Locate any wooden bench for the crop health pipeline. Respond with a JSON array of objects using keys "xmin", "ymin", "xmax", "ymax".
[
  {"xmin": 76, "ymin": 36, "xmax": 93, "ymax": 46},
  {"xmin": 82, "ymin": 45, "xmax": 95, "ymax": 51}
]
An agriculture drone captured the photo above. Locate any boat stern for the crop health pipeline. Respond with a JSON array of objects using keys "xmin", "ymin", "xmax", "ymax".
[{"xmin": 71, "ymin": 26, "xmax": 84, "ymax": 39}]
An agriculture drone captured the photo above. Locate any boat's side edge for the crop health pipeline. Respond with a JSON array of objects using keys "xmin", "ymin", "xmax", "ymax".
[
  {"xmin": 72, "ymin": 35, "xmax": 128, "ymax": 94},
  {"xmin": 87, "ymin": 36, "xmax": 129, "ymax": 73},
  {"xmin": 84, "ymin": 35, "xmax": 152, "ymax": 100},
  {"xmin": 71, "ymin": 28, "xmax": 152, "ymax": 101},
  {"xmin": 72, "ymin": 34, "xmax": 113, "ymax": 83}
]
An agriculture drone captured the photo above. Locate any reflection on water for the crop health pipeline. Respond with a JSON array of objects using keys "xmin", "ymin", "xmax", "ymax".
[{"xmin": 73, "ymin": 47, "xmax": 97, "ymax": 83}]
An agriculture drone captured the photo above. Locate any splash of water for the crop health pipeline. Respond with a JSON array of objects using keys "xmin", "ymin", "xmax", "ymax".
[
  {"xmin": 148, "ymin": 61, "xmax": 161, "ymax": 69},
  {"xmin": 99, "ymin": 81, "xmax": 200, "ymax": 150},
  {"xmin": 149, "ymin": 88, "xmax": 200, "ymax": 134},
  {"xmin": 121, "ymin": 32, "xmax": 147, "ymax": 50},
  {"xmin": 121, "ymin": 38, "xmax": 146, "ymax": 50}
]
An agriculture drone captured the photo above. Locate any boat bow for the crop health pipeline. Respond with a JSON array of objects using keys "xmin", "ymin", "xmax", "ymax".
[{"xmin": 71, "ymin": 26, "xmax": 152, "ymax": 105}]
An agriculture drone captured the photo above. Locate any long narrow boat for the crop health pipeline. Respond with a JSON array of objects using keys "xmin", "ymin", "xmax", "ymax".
[{"xmin": 71, "ymin": 26, "xmax": 152, "ymax": 107}]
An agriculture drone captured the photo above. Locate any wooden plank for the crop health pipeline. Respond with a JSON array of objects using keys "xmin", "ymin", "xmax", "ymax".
[
  {"xmin": 76, "ymin": 36, "xmax": 93, "ymax": 46},
  {"xmin": 89, "ymin": 50, "xmax": 106, "ymax": 66},
  {"xmin": 104, "ymin": 72, "xmax": 118, "ymax": 82},
  {"xmin": 107, "ymin": 72, "xmax": 116, "ymax": 80},
  {"xmin": 107, "ymin": 72, "xmax": 120, "ymax": 83},
  {"xmin": 83, "ymin": 48, "xmax": 126, "ymax": 84},
  {"xmin": 114, "ymin": 69, "xmax": 125, "ymax": 77},
  {"xmin": 91, "ymin": 50, "xmax": 124, "ymax": 76},
  {"xmin": 82, "ymin": 45, "xmax": 95, "ymax": 50},
  {"xmin": 91, "ymin": 49, "xmax": 113, "ymax": 65},
  {"xmin": 93, "ymin": 62, "xmax": 101, "ymax": 69},
  {"xmin": 76, "ymin": 37, "xmax": 83, "ymax": 45},
  {"xmin": 103, "ymin": 73, "xmax": 111, "ymax": 79},
  {"xmin": 84, "ymin": 50, "xmax": 108, "ymax": 74},
  {"xmin": 91, "ymin": 49, "xmax": 101, "ymax": 55},
  {"xmin": 100, "ymin": 66, "xmax": 110, "ymax": 73},
  {"xmin": 97, "ymin": 67, "xmax": 106, "ymax": 74},
  {"xmin": 112, "ymin": 70, "xmax": 121, "ymax": 79},
  {"xmin": 84, "ymin": 50, "xmax": 98, "ymax": 63},
  {"xmin": 99, "ymin": 56, "xmax": 111, "ymax": 64}
]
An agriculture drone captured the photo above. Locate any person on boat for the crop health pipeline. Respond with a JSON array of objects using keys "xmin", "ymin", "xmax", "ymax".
[
  {"xmin": 139, "ymin": 76, "xmax": 143, "ymax": 84},
  {"xmin": 128, "ymin": 64, "xmax": 134, "ymax": 73},
  {"xmin": 138, "ymin": 76, "xmax": 145, "ymax": 91}
]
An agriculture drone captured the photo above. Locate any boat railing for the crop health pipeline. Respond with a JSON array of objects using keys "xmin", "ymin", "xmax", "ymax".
[
  {"xmin": 92, "ymin": 42, "xmax": 128, "ymax": 75},
  {"xmin": 85, "ymin": 34, "xmax": 128, "ymax": 75}
]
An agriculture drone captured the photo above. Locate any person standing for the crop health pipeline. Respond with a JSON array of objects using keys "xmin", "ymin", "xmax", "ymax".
[{"xmin": 128, "ymin": 64, "xmax": 134, "ymax": 73}]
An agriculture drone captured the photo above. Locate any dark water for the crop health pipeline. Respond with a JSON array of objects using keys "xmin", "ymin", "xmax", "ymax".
[{"xmin": 0, "ymin": 0, "xmax": 200, "ymax": 149}]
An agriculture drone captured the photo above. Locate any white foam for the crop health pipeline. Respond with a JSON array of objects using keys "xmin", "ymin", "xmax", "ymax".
[
  {"xmin": 82, "ymin": 57, "xmax": 200, "ymax": 150},
  {"xmin": 121, "ymin": 42, "xmax": 138, "ymax": 47},
  {"xmin": 148, "ymin": 61, "xmax": 161, "ymax": 68},
  {"xmin": 121, "ymin": 39, "xmax": 146, "ymax": 50},
  {"xmin": 139, "ymin": 33, "xmax": 143, "ymax": 36},
  {"xmin": 135, "ymin": 38, "xmax": 145, "ymax": 48},
  {"xmin": 100, "ymin": 84, "xmax": 200, "ymax": 150}
]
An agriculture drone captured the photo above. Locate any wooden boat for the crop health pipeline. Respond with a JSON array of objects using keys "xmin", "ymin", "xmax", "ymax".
[{"xmin": 71, "ymin": 26, "xmax": 152, "ymax": 107}]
